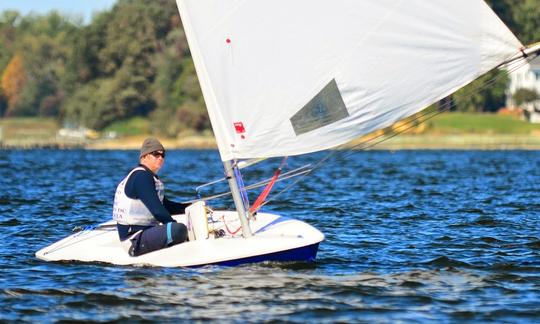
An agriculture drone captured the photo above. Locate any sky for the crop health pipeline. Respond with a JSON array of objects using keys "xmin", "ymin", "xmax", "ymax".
[{"xmin": 0, "ymin": 0, "xmax": 117, "ymax": 23}]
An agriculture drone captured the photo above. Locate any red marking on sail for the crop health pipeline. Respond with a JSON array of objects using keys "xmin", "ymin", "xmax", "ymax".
[
  {"xmin": 234, "ymin": 122, "xmax": 245, "ymax": 134},
  {"xmin": 226, "ymin": 38, "xmax": 231, "ymax": 43}
]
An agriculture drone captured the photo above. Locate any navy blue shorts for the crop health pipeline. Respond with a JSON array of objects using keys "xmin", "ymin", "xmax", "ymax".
[{"xmin": 120, "ymin": 223, "xmax": 188, "ymax": 257}]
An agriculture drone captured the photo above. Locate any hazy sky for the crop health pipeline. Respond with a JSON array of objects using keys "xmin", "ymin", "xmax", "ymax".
[{"xmin": 0, "ymin": 0, "xmax": 117, "ymax": 23}]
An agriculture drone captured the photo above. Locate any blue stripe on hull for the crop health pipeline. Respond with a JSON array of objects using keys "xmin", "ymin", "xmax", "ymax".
[{"xmin": 192, "ymin": 243, "xmax": 320, "ymax": 268}]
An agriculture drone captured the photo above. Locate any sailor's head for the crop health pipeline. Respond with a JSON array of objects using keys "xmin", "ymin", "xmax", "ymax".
[{"xmin": 139, "ymin": 137, "xmax": 166, "ymax": 173}]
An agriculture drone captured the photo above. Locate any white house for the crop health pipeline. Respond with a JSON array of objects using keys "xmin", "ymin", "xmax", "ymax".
[{"xmin": 507, "ymin": 55, "xmax": 540, "ymax": 123}]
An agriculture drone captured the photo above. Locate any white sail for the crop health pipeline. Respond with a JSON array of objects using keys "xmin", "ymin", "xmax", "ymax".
[{"xmin": 176, "ymin": 0, "xmax": 523, "ymax": 161}]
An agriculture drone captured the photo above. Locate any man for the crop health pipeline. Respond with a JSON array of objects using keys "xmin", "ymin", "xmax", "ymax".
[{"xmin": 113, "ymin": 137, "xmax": 188, "ymax": 256}]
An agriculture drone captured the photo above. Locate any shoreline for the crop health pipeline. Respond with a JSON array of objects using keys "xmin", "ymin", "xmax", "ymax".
[
  {"xmin": 344, "ymin": 134, "xmax": 540, "ymax": 150},
  {"xmin": 2, "ymin": 133, "xmax": 540, "ymax": 150}
]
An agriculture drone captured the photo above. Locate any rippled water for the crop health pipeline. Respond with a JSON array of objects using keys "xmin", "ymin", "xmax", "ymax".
[{"xmin": 1, "ymin": 149, "xmax": 539, "ymax": 322}]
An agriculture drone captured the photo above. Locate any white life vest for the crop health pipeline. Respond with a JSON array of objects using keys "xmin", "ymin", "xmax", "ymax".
[{"xmin": 112, "ymin": 167, "xmax": 165, "ymax": 226}]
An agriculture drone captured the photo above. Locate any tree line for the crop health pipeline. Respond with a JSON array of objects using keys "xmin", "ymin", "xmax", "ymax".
[{"xmin": 0, "ymin": 0, "xmax": 538, "ymax": 135}]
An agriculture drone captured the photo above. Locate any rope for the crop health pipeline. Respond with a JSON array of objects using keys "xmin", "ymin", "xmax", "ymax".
[
  {"xmin": 221, "ymin": 215, "xmax": 242, "ymax": 235},
  {"xmin": 182, "ymin": 164, "xmax": 312, "ymax": 204},
  {"xmin": 249, "ymin": 157, "xmax": 287, "ymax": 213}
]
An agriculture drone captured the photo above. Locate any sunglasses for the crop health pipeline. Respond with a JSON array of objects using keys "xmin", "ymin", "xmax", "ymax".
[{"xmin": 150, "ymin": 151, "xmax": 165, "ymax": 158}]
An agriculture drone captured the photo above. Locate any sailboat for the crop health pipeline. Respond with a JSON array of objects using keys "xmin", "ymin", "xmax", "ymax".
[{"xmin": 36, "ymin": 0, "xmax": 539, "ymax": 267}]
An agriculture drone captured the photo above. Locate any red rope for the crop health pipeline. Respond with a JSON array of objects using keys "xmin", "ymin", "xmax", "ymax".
[
  {"xmin": 221, "ymin": 215, "xmax": 242, "ymax": 235},
  {"xmin": 249, "ymin": 157, "xmax": 287, "ymax": 213}
]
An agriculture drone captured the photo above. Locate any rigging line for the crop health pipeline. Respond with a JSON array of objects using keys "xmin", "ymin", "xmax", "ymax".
[
  {"xmin": 182, "ymin": 167, "xmax": 313, "ymax": 204},
  {"xmin": 243, "ymin": 164, "xmax": 311, "ymax": 192},
  {"xmin": 43, "ymin": 229, "xmax": 113, "ymax": 255},
  {"xmin": 258, "ymin": 56, "xmax": 532, "ymax": 208},
  {"xmin": 196, "ymin": 177, "xmax": 227, "ymax": 194},
  {"xmin": 193, "ymin": 164, "xmax": 312, "ymax": 202},
  {"xmin": 195, "ymin": 159, "xmax": 308, "ymax": 195}
]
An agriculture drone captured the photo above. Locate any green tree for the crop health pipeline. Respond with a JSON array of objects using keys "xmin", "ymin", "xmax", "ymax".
[
  {"xmin": 486, "ymin": 0, "xmax": 518, "ymax": 36},
  {"xmin": 452, "ymin": 70, "xmax": 509, "ymax": 113},
  {"xmin": 170, "ymin": 58, "xmax": 202, "ymax": 106},
  {"xmin": 7, "ymin": 12, "xmax": 81, "ymax": 117},
  {"xmin": 151, "ymin": 26, "xmax": 188, "ymax": 109},
  {"xmin": 62, "ymin": 0, "xmax": 184, "ymax": 129},
  {"xmin": 513, "ymin": 88, "xmax": 539, "ymax": 106},
  {"xmin": 0, "ymin": 87, "xmax": 6, "ymax": 116},
  {"xmin": 97, "ymin": 0, "xmax": 177, "ymax": 78},
  {"xmin": 512, "ymin": 0, "xmax": 540, "ymax": 44},
  {"xmin": 0, "ymin": 11, "xmax": 19, "ymax": 73},
  {"xmin": 12, "ymin": 80, "xmax": 41, "ymax": 116},
  {"xmin": 63, "ymin": 68, "xmax": 153, "ymax": 129},
  {"xmin": 148, "ymin": 8, "xmax": 209, "ymax": 136},
  {"xmin": 486, "ymin": 0, "xmax": 540, "ymax": 44},
  {"xmin": 149, "ymin": 98, "xmax": 209, "ymax": 136}
]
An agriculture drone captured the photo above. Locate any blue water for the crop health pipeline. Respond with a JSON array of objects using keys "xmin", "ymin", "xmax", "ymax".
[{"xmin": 1, "ymin": 149, "xmax": 539, "ymax": 322}]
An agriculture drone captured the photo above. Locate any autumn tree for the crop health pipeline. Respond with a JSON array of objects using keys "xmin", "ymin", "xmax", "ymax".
[{"xmin": 1, "ymin": 54, "xmax": 27, "ymax": 116}]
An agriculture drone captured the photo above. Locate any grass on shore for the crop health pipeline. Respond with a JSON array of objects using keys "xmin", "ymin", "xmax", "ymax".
[
  {"xmin": 103, "ymin": 117, "xmax": 151, "ymax": 136},
  {"xmin": 0, "ymin": 117, "xmax": 58, "ymax": 139},
  {"xmin": 425, "ymin": 113, "xmax": 540, "ymax": 134}
]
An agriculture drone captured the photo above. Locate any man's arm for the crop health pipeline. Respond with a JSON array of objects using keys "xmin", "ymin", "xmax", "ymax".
[{"xmin": 163, "ymin": 198, "xmax": 190, "ymax": 215}]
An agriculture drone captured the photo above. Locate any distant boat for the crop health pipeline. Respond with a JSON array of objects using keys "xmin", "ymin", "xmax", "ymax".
[{"xmin": 36, "ymin": 0, "xmax": 540, "ymax": 267}]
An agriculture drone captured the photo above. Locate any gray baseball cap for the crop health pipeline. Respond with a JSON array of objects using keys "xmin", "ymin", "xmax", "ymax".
[{"xmin": 140, "ymin": 137, "xmax": 165, "ymax": 158}]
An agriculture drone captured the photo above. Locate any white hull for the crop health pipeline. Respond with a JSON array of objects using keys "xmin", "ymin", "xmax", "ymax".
[{"xmin": 35, "ymin": 212, "xmax": 324, "ymax": 267}]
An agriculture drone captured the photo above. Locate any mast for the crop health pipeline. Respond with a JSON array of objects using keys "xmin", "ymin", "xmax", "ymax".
[
  {"xmin": 500, "ymin": 42, "xmax": 540, "ymax": 67},
  {"xmin": 223, "ymin": 160, "xmax": 253, "ymax": 238}
]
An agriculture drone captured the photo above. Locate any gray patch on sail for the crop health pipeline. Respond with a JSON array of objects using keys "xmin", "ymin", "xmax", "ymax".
[{"xmin": 290, "ymin": 79, "xmax": 349, "ymax": 136}]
